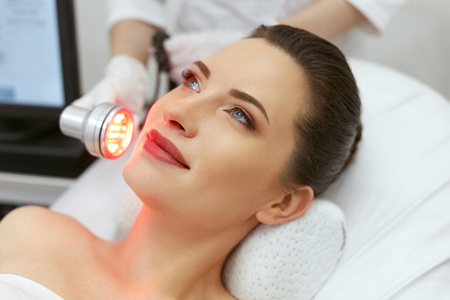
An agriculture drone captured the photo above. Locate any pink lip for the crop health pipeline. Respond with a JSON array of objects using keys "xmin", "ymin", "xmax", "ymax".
[{"xmin": 143, "ymin": 129, "xmax": 190, "ymax": 169}]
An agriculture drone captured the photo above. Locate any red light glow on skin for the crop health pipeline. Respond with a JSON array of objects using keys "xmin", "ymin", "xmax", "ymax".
[{"xmin": 143, "ymin": 129, "xmax": 190, "ymax": 169}]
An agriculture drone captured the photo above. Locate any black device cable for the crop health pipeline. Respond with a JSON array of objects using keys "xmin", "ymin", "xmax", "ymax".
[
  {"xmin": 139, "ymin": 30, "xmax": 173, "ymax": 128},
  {"xmin": 141, "ymin": 30, "xmax": 179, "ymax": 128}
]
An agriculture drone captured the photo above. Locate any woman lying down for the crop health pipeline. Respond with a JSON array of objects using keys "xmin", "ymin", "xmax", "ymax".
[{"xmin": 0, "ymin": 25, "xmax": 361, "ymax": 300}]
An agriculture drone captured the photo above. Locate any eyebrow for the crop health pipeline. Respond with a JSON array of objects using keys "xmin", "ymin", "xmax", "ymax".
[
  {"xmin": 193, "ymin": 61, "xmax": 269, "ymax": 125},
  {"xmin": 193, "ymin": 61, "xmax": 210, "ymax": 79},
  {"xmin": 229, "ymin": 88, "xmax": 270, "ymax": 125}
]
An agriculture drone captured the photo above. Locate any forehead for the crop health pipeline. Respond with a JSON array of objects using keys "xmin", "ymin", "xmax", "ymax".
[{"xmin": 203, "ymin": 38, "xmax": 310, "ymax": 132}]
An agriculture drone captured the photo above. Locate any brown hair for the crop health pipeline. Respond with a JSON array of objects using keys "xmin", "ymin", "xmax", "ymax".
[{"xmin": 249, "ymin": 25, "xmax": 362, "ymax": 196}]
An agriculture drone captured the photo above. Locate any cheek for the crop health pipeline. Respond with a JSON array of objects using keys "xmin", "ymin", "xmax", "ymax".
[{"xmin": 188, "ymin": 134, "xmax": 285, "ymax": 207}]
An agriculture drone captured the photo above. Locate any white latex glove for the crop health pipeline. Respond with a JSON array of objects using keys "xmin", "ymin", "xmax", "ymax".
[
  {"xmin": 163, "ymin": 30, "xmax": 245, "ymax": 83},
  {"xmin": 72, "ymin": 55, "xmax": 150, "ymax": 116}
]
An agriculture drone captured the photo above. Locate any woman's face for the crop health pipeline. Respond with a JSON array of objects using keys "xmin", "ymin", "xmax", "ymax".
[{"xmin": 123, "ymin": 38, "xmax": 309, "ymax": 229}]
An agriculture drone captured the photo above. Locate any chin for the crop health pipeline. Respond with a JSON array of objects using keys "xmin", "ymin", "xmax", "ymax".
[
  {"xmin": 123, "ymin": 156, "xmax": 155, "ymax": 203},
  {"xmin": 122, "ymin": 155, "xmax": 178, "ymax": 211}
]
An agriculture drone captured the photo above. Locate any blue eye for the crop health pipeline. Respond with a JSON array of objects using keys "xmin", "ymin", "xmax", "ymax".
[
  {"xmin": 230, "ymin": 106, "xmax": 255, "ymax": 130},
  {"xmin": 231, "ymin": 109, "xmax": 246, "ymax": 123},
  {"xmin": 186, "ymin": 78, "xmax": 200, "ymax": 92},
  {"xmin": 182, "ymin": 69, "xmax": 200, "ymax": 93}
]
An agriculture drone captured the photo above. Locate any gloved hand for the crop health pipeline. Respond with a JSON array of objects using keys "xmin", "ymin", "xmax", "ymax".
[
  {"xmin": 72, "ymin": 55, "xmax": 150, "ymax": 116},
  {"xmin": 163, "ymin": 30, "xmax": 245, "ymax": 83}
]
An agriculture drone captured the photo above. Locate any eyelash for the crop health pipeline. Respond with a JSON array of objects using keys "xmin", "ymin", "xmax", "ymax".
[
  {"xmin": 182, "ymin": 69, "xmax": 195, "ymax": 81},
  {"xmin": 181, "ymin": 69, "xmax": 256, "ymax": 131}
]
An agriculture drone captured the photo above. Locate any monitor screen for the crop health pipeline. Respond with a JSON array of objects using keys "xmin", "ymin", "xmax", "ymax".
[
  {"xmin": 0, "ymin": 0, "xmax": 68, "ymax": 109},
  {"xmin": 0, "ymin": 0, "xmax": 91, "ymax": 177}
]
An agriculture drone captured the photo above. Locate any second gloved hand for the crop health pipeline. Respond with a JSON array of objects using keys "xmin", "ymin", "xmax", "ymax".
[
  {"xmin": 72, "ymin": 55, "xmax": 150, "ymax": 116},
  {"xmin": 163, "ymin": 30, "xmax": 245, "ymax": 83}
]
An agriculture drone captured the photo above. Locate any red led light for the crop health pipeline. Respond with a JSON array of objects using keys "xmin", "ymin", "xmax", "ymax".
[{"xmin": 103, "ymin": 109, "xmax": 134, "ymax": 159}]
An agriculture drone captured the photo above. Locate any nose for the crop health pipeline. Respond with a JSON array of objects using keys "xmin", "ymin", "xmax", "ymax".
[{"xmin": 162, "ymin": 95, "xmax": 205, "ymax": 138}]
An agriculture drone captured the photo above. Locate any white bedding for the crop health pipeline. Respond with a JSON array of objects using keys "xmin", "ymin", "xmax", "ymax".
[{"xmin": 316, "ymin": 59, "xmax": 450, "ymax": 299}]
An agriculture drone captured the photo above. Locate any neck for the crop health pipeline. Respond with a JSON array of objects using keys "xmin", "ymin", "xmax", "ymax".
[{"xmin": 111, "ymin": 206, "xmax": 256, "ymax": 299}]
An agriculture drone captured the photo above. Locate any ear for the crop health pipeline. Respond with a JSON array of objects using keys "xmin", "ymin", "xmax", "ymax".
[{"xmin": 255, "ymin": 185, "xmax": 314, "ymax": 225}]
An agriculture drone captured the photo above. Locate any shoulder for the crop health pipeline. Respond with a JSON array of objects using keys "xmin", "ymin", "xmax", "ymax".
[
  {"xmin": 0, "ymin": 206, "xmax": 96, "ymax": 265},
  {"xmin": 0, "ymin": 205, "xmax": 58, "ymax": 232},
  {"xmin": 0, "ymin": 206, "xmax": 107, "ymax": 298},
  {"xmin": 0, "ymin": 206, "xmax": 53, "ymax": 245},
  {"xmin": 0, "ymin": 205, "xmax": 90, "ymax": 240},
  {"xmin": 0, "ymin": 205, "xmax": 59, "ymax": 227}
]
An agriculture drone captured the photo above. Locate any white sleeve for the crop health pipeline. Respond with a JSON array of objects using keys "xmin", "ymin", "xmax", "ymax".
[
  {"xmin": 107, "ymin": 0, "xmax": 167, "ymax": 30},
  {"xmin": 346, "ymin": 0, "xmax": 408, "ymax": 34}
]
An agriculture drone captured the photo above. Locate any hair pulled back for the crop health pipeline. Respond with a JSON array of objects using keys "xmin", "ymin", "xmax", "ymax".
[{"xmin": 249, "ymin": 25, "xmax": 362, "ymax": 196}]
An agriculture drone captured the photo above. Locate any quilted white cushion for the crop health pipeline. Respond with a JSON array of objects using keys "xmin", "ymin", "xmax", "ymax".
[{"xmin": 223, "ymin": 200, "xmax": 345, "ymax": 300}]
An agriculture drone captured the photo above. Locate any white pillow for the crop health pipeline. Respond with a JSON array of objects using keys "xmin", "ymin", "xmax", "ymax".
[{"xmin": 223, "ymin": 200, "xmax": 345, "ymax": 300}]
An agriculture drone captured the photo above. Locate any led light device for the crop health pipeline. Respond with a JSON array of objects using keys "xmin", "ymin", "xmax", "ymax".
[{"xmin": 59, "ymin": 103, "xmax": 134, "ymax": 159}]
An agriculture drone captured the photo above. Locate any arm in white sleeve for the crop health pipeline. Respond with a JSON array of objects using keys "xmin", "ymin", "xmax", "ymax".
[
  {"xmin": 346, "ymin": 0, "xmax": 409, "ymax": 34},
  {"xmin": 107, "ymin": 0, "xmax": 167, "ymax": 30},
  {"xmin": 72, "ymin": 55, "xmax": 150, "ymax": 116},
  {"xmin": 279, "ymin": 0, "xmax": 367, "ymax": 40},
  {"xmin": 74, "ymin": 1, "xmax": 162, "ymax": 115}
]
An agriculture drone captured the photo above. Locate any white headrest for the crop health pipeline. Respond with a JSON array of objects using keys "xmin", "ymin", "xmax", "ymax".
[{"xmin": 223, "ymin": 200, "xmax": 345, "ymax": 300}]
